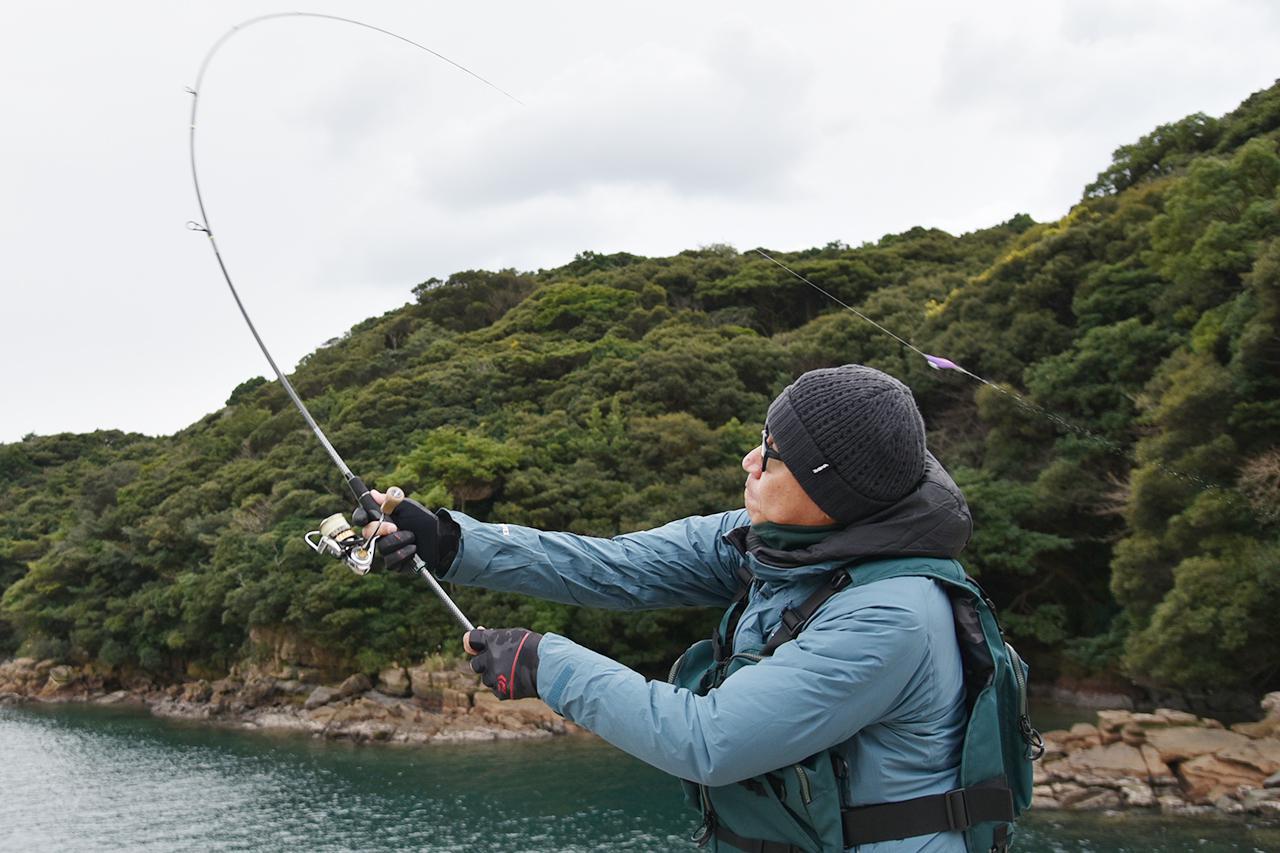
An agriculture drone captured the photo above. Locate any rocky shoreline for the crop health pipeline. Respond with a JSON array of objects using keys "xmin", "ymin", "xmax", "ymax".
[
  {"xmin": 4, "ymin": 655, "xmax": 1280, "ymax": 818},
  {"xmin": 1034, "ymin": 692, "xmax": 1280, "ymax": 817},
  {"xmin": 0, "ymin": 656, "xmax": 580, "ymax": 744}
]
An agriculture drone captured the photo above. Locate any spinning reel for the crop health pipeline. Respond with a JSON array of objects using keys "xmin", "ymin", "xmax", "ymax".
[
  {"xmin": 304, "ymin": 486, "xmax": 411, "ymax": 577},
  {"xmin": 304, "ymin": 484, "xmax": 475, "ymax": 631}
]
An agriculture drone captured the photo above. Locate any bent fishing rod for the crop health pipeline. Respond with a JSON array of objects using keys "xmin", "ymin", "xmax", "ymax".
[{"xmin": 186, "ymin": 13, "xmax": 519, "ymax": 633}]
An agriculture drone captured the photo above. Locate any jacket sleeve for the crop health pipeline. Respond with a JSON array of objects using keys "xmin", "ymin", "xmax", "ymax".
[
  {"xmin": 438, "ymin": 510, "xmax": 750, "ymax": 610},
  {"xmin": 535, "ymin": 595, "xmax": 932, "ymax": 786}
]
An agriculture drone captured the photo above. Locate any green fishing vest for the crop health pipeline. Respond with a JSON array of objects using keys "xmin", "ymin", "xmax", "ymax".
[{"xmin": 667, "ymin": 557, "xmax": 1042, "ymax": 853}]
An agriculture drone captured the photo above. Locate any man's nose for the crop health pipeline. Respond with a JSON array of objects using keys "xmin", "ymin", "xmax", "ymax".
[{"xmin": 742, "ymin": 446, "xmax": 763, "ymax": 476}]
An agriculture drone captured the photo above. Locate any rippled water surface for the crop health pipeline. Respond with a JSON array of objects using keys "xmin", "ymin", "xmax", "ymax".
[{"xmin": 1, "ymin": 704, "xmax": 1276, "ymax": 852}]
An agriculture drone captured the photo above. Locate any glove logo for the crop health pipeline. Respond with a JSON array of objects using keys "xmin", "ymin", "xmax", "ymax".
[{"xmin": 495, "ymin": 674, "xmax": 509, "ymax": 697}]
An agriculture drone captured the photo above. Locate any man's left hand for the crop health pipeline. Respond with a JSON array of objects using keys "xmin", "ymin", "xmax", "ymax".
[{"xmin": 464, "ymin": 628, "xmax": 542, "ymax": 700}]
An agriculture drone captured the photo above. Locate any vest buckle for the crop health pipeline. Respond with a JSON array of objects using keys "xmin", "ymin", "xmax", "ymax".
[{"xmin": 943, "ymin": 788, "xmax": 971, "ymax": 830}]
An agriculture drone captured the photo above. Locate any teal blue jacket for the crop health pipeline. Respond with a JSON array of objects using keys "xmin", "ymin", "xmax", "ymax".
[{"xmin": 440, "ymin": 457, "xmax": 972, "ymax": 852}]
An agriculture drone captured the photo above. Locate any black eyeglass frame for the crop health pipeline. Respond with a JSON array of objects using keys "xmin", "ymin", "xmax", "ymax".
[{"xmin": 760, "ymin": 427, "xmax": 784, "ymax": 472}]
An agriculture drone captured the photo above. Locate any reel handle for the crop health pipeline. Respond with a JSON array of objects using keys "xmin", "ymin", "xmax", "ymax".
[{"xmin": 381, "ymin": 486, "xmax": 406, "ymax": 515}]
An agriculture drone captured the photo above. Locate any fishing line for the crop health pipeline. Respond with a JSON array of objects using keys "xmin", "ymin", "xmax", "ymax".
[
  {"xmin": 753, "ymin": 248, "xmax": 1254, "ymax": 514},
  {"xmin": 187, "ymin": 12, "xmax": 519, "ymax": 487},
  {"xmin": 185, "ymin": 14, "xmax": 1250, "ymax": 527},
  {"xmin": 187, "ymin": 13, "xmax": 518, "ymax": 631}
]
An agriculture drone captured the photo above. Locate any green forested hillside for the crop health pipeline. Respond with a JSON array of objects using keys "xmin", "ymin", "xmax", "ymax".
[{"xmin": 3, "ymin": 82, "xmax": 1278, "ymax": 697}]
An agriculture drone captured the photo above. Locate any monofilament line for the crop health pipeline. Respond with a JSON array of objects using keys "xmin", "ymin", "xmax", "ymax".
[
  {"xmin": 187, "ymin": 12, "xmax": 520, "ymax": 483},
  {"xmin": 752, "ymin": 248, "xmax": 1247, "ymax": 511}
]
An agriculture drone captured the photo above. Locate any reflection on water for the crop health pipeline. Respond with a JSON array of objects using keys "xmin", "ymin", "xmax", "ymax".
[
  {"xmin": 3, "ymin": 705, "xmax": 681, "ymax": 853},
  {"xmin": 0, "ymin": 704, "xmax": 1276, "ymax": 852}
]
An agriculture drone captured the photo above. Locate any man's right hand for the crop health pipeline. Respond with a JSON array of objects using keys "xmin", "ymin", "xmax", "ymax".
[{"xmin": 360, "ymin": 490, "xmax": 460, "ymax": 573}]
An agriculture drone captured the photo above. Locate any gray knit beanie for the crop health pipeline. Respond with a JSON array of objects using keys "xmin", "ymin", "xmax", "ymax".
[{"xmin": 765, "ymin": 364, "xmax": 927, "ymax": 524}]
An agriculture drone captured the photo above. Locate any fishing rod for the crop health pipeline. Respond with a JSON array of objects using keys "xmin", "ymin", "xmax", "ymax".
[{"xmin": 186, "ymin": 13, "xmax": 520, "ymax": 633}]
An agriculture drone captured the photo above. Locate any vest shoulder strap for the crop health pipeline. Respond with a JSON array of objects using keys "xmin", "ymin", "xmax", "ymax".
[
  {"xmin": 760, "ymin": 556, "xmax": 967, "ymax": 656},
  {"xmin": 715, "ymin": 564, "xmax": 758, "ymax": 661},
  {"xmin": 760, "ymin": 569, "xmax": 850, "ymax": 655},
  {"xmin": 847, "ymin": 556, "xmax": 968, "ymax": 589}
]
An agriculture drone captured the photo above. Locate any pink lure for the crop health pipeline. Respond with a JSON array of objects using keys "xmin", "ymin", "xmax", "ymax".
[{"xmin": 925, "ymin": 354, "xmax": 960, "ymax": 371}]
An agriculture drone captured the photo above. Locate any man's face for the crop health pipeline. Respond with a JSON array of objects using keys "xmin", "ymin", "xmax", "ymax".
[{"xmin": 741, "ymin": 431, "xmax": 836, "ymax": 527}]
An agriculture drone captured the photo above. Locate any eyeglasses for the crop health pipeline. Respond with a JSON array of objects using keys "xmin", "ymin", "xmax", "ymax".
[{"xmin": 760, "ymin": 426, "xmax": 784, "ymax": 472}]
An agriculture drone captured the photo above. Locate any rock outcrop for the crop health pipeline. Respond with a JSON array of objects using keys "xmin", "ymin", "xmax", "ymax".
[
  {"xmin": 1035, "ymin": 694, "xmax": 1280, "ymax": 816},
  {"xmin": 377, "ymin": 665, "xmax": 411, "ymax": 697},
  {"xmin": 0, "ymin": 655, "xmax": 581, "ymax": 745}
]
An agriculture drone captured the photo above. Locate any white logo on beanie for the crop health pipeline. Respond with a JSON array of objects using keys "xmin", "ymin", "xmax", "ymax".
[{"xmin": 812, "ymin": 463, "xmax": 830, "ymax": 473}]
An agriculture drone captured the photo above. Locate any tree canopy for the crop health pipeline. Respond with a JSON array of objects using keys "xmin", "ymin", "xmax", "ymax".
[{"xmin": 3, "ymin": 81, "xmax": 1278, "ymax": 698}]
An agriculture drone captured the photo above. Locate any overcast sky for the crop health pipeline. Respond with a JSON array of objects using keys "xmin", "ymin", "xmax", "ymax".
[{"xmin": 2, "ymin": 1, "xmax": 1277, "ymax": 444}]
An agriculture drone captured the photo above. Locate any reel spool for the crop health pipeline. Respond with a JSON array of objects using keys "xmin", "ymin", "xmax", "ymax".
[{"xmin": 305, "ymin": 513, "xmax": 374, "ymax": 575}]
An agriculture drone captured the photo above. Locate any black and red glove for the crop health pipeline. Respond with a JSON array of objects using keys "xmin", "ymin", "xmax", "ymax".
[{"xmin": 466, "ymin": 628, "xmax": 542, "ymax": 700}]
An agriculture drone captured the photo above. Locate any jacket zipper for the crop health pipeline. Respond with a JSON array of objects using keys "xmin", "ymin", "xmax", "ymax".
[
  {"xmin": 793, "ymin": 766, "xmax": 812, "ymax": 805},
  {"xmin": 1006, "ymin": 642, "xmax": 1045, "ymax": 759},
  {"xmin": 667, "ymin": 655, "xmax": 684, "ymax": 684},
  {"xmin": 1005, "ymin": 643, "xmax": 1028, "ymax": 716}
]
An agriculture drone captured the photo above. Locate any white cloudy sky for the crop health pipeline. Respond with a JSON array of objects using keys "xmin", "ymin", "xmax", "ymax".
[{"xmin": 1, "ymin": 1, "xmax": 1277, "ymax": 444}]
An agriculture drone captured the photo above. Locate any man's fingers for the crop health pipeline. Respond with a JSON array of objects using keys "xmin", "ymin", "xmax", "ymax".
[
  {"xmin": 357, "ymin": 491, "xmax": 393, "ymax": 536},
  {"xmin": 361, "ymin": 519, "xmax": 399, "ymax": 539},
  {"xmin": 386, "ymin": 544, "xmax": 417, "ymax": 568},
  {"xmin": 463, "ymin": 628, "xmax": 487, "ymax": 655}
]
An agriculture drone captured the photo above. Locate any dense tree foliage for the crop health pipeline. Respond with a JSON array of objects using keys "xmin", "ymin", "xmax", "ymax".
[{"xmin": 2, "ymin": 82, "xmax": 1277, "ymax": 696}]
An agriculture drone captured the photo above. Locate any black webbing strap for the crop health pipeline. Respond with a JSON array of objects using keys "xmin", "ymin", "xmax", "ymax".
[
  {"xmin": 715, "ymin": 565, "xmax": 758, "ymax": 662},
  {"xmin": 713, "ymin": 824, "xmax": 804, "ymax": 853},
  {"xmin": 841, "ymin": 781, "xmax": 1015, "ymax": 846},
  {"xmin": 761, "ymin": 570, "xmax": 851, "ymax": 655}
]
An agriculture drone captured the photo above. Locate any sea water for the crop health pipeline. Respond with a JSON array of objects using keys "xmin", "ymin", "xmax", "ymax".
[{"xmin": 1, "ymin": 704, "xmax": 1276, "ymax": 852}]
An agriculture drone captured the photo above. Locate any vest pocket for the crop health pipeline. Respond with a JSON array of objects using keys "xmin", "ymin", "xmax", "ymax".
[
  {"xmin": 669, "ymin": 640, "xmax": 845, "ymax": 851},
  {"xmin": 701, "ymin": 750, "xmax": 845, "ymax": 852},
  {"xmin": 669, "ymin": 638, "xmax": 718, "ymax": 694}
]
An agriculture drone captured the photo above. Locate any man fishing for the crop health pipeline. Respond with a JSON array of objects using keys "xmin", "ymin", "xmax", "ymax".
[{"xmin": 364, "ymin": 364, "xmax": 991, "ymax": 852}]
